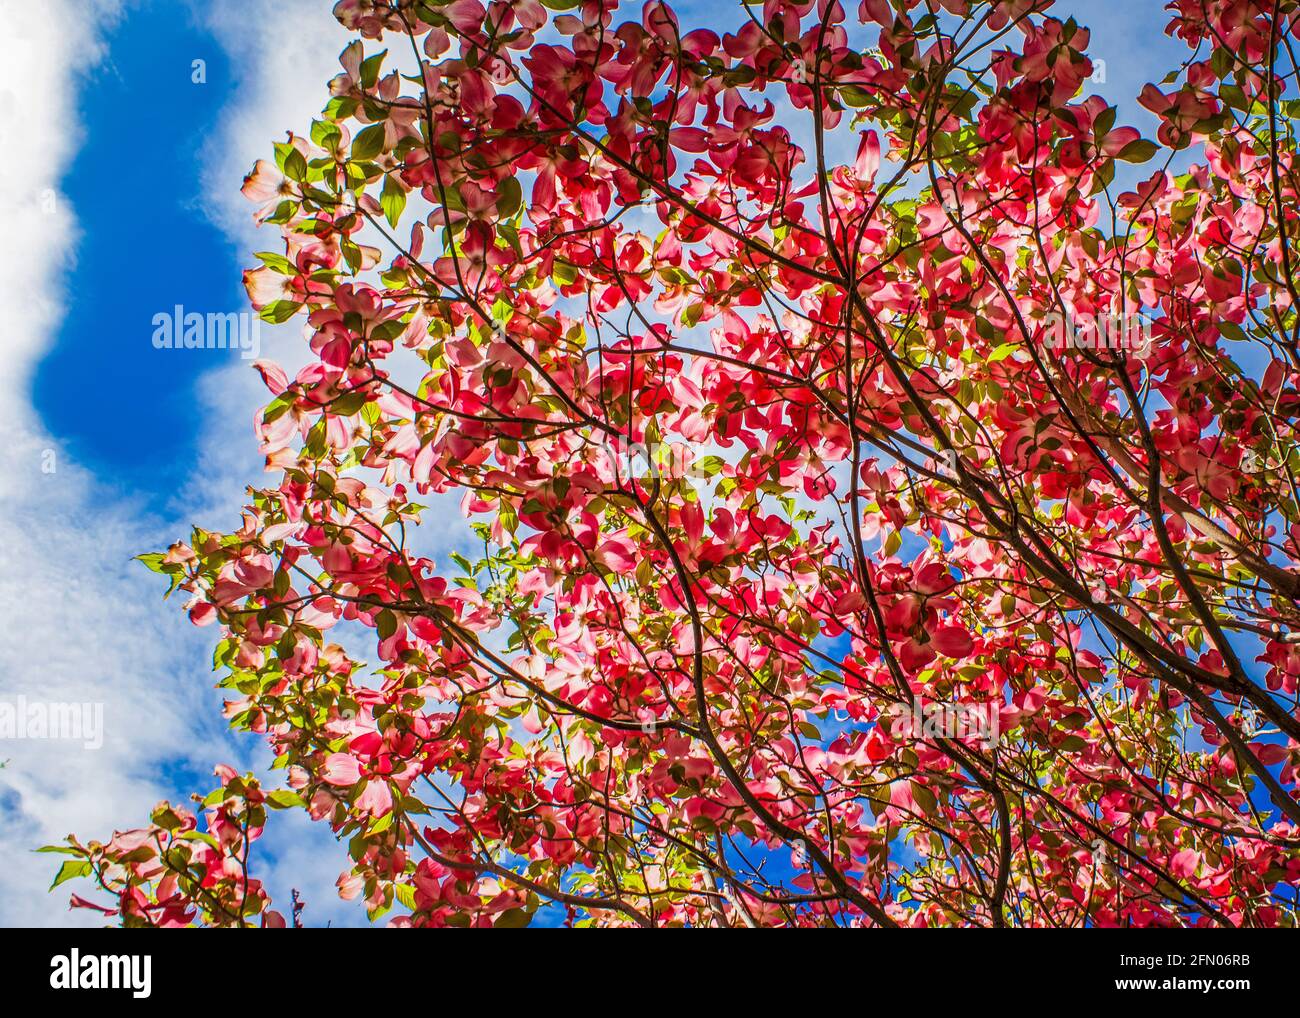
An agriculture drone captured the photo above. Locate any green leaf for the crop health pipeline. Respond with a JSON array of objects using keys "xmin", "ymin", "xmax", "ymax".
[
  {"xmin": 310, "ymin": 119, "xmax": 342, "ymax": 150},
  {"xmin": 1089, "ymin": 156, "xmax": 1116, "ymax": 196},
  {"xmin": 494, "ymin": 907, "xmax": 532, "ymax": 928},
  {"xmin": 283, "ymin": 148, "xmax": 308, "ymax": 182},
  {"xmin": 267, "ymin": 790, "xmax": 304, "ymax": 810},
  {"xmin": 394, "ymin": 882, "xmax": 417, "ymax": 911},
  {"xmin": 1116, "ymin": 139, "xmax": 1158, "ymax": 163},
  {"xmin": 987, "ymin": 342, "xmax": 1017, "ymax": 363},
  {"xmin": 1218, "ymin": 319, "xmax": 1248, "ymax": 343},
  {"xmin": 495, "ymin": 176, "xmax": 522, "ymax": 219},
  {"xmin": 325, "ymin": 96, "xmax": 358, "ymax": 121},
  {"xmin": 381, "ymin": 174, "xmax": 407, "ymax": 228},
  {"xmin": 259, "ymin": 300, "xmax": 302, "ymax": 325},
  {"xmin": 360, "ymin": 49, "xmax": 387, "ymax": 90},
  {"xmin": 255, "ymin": 251, "xmax": 296, "ymax": 275},
  {"xmin": 50, "ymin": 859, "xmax": 91, "ymax": 890},
  {"xmin": 839, "ymin": 84, "xmax": 871, "ymax": 108},
  {"xmin": 331, "ymin": 391, "xmax": 369, "ymax": 417},
  {"xmin": 371, "ymin": 318, "xmax": 407, "ymax": 343},
  {"xmin": 341, "ymin": 237, "xmax": 362, "ymax": 275},
  {"xmin": 1093, "ymin": 105, "xmax": 1117, "ymax": 139},
  {"xmin": 351, "ymin": 123, "xmax": 387, "ymax": 162},
  {"xmin": 262, "ymin": 395, "xmax": 293, "ymax": 425}
]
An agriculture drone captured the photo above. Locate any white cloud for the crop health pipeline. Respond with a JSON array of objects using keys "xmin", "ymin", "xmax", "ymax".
[
  {"xmin": 0, "ymin": 0, "xmax": 241, "ymax": 927},
  {"xmin": 0, "ymin": 0, "xmax": 370, "ymax": 927},
  {"xmin": 0, "ymin": 0, "xmax": 115, "ymax": 420}
]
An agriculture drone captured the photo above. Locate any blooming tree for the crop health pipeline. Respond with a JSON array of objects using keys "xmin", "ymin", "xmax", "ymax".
[{"xmin": 50, "ymin": 0, "xmax": 1300, "ymax": 927}]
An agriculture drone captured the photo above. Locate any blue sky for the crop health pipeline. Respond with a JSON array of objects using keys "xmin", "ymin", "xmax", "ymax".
[
  {"xmin": 33, "ymin": 6, "xmax": 239, "ymax": 504},
  {"xmin": 0, "ymin": 0, "xmax": 1203, "ymax": 927}
]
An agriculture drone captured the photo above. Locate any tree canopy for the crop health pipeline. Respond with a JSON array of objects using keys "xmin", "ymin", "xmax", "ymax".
[{"xmin": 50, "ymin": 0, "xmax": 1300, "ymax": 928}]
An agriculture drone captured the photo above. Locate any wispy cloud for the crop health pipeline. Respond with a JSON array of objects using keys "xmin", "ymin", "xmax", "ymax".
[
  {"xmin": 0, "ymin": 0, "xmax": 239, "ymax": 927},
  {"xmin": 0, "ymin": 0, "xmax": 367, "ymax": 927}
]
